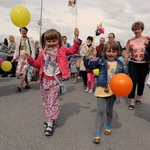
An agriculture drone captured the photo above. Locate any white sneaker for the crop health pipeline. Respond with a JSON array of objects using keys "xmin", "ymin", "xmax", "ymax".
[
  {"xmin": 88, "ymin": 89, "xmax": 93, "ymax": 94},
  {"xmin": 85, "ymin": 88, "xmax": 89, "ymax": 93},
  {"xmin": 78, "ymin": 76, "xmax": 81, "ymax": 79}
]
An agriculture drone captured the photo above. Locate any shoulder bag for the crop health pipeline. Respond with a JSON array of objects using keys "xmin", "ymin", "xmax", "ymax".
[{"xmin": 48, "ymin": 62, "xmax": 66, "ymax": 94}]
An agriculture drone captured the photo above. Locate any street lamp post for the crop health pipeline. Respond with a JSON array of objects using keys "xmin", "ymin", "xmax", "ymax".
[{"xmin": 38, "ymin": 0, "xmax": 43, "ymax": 41}]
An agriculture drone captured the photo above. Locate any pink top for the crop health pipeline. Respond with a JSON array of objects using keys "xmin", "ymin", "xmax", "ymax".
[{"xmin": 126, "ymin": 36, "xmax": 150, "ymax": 63}]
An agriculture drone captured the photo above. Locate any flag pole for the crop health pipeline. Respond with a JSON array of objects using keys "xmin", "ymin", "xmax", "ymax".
[
  {"xmin": 38, "ymin": 0, "xmax": 43, "ymax": 42},
  {"xmin": 75, "ymin": 0, "xmax": 77, "ymax": 27}
]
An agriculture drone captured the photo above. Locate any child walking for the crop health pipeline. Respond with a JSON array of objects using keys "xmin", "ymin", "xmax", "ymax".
[
  {"xmin": 84, "ymin": 40, "xmax": 128, "ymax": 144},
  {"xmin": 79, "ymin": 36, "xmax": 94, "ymax": 87},
  {"xmin": 85, "ymin": 45, "xmax": 97, "ymax": 94},
  {"xmin": 25, "ymin": 28, "xmax": 82, "ymax": 136}
]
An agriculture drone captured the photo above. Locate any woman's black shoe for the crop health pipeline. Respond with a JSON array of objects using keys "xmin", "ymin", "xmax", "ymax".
[
  {"xmin": 10, "ymin": 75, "xmax": 16, "ymax": 77},
  {"xmin": 15, "ymin": 87, "xmax": 21, "ymax": 92},
  {"xmin": 25, "ymin": 85, "xmax": 30, "ymax": 89},
  {"xmin": 1, "ymin": 74, "xmax": 8, "ymax": 77},
  {"xmin": 128, "ymin": 105, "xmax": 134, "ymax": 110}
]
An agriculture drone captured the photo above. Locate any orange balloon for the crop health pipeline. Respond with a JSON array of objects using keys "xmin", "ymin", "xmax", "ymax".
[{"xmin": 109, "ymin": 73, "xmax": 133, "ymax": 97}]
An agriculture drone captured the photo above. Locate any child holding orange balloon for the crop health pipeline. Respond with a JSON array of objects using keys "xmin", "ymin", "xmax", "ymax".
[{"xmin": 84, "ymin": 40, "xmax": 128, "ymax": 144}]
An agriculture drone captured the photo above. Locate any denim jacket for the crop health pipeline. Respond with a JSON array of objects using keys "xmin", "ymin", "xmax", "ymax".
[{"xmin": 84, "ymin": 56, "xmax": 125, "ymax": 87}]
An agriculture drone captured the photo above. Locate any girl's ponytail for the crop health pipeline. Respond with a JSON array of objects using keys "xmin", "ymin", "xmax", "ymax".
[{"xmin": 40, "ymin": 32, "xmax": 45, "ymax": 49}]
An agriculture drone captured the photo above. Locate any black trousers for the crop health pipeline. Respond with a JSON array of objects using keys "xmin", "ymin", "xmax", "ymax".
[
  {"xmin": 128, "ymin": 61, "xmax": 149, "ymax": 98},
  {"xmin": 80, "ymin": 71, "xmax": 87, "ymax": 86}
]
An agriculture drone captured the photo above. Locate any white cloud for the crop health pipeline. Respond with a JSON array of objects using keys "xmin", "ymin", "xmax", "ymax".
[{"xmin": 0, "ymin": 0, "xmax": 150, "ymax": 48}]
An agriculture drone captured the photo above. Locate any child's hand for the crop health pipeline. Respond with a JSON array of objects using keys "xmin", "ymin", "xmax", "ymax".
[
  {"xmin": 75, "ymin": 53, "xmax": 79, "ymax": 56},
  {"xmin": 24, "ymin": 52, "xmax": 30, "ymax": 59},
  {"xmin": 74, "ymin": 27, "xmax": 79, "ymax": 39},
  {"xmin": 11, "ymin": 59, "xmax": 14, "ymax": 63},
  {"xmin": 88, "ymin": 45, "xmax": 93, "ymax": 51}
]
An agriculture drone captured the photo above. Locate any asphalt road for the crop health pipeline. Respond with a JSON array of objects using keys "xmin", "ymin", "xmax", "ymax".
[{"xmin": 0, "ymin": 76, "xmax": 150, "ymax": 150}]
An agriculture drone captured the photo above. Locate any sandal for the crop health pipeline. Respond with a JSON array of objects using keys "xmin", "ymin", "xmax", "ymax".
[
  {"xmin": 135, "ymin": 100, "xmax": 141, "ymax": 105},
  {"xmin": 93, "ymin": 137, "xmax": 100, "ymax": 144},
  {"xmin": 15, "ymin": 87, "xmax": 21, "ymax": 92},
  {"xmin": 104, "ymin": 129, "xmax": 112, "ymax": 135},
  {"xmin": 128, "ymin": 105, "xmax": 134, "ymax": 110},
  {"xmin": 45, "ymin": 126, "xmax": 54, "ymax": 136},
  {"xmin": 43, "ymin": 121, "xmax": 55, "ymax": 128},
  {"xmin": 25, "ymin": 85, "xmax": 30, "ymax": 89}
]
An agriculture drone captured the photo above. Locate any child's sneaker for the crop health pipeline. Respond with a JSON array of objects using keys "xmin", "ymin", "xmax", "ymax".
[
  {"xmin": 104, "ymin": 129, "xmax": 111, "ymax": 135},
  {"xmin": 85, "ymin": 87, "xmax": 89, "ymax": 93},
  {"xmin": 45, "ymin": 126, "xmax": 54, "ymax": 136},
  {"xmin": 93, "ymin": 131, "xmax": 100, "ymax": 144},
  {"xmin": 78, "ymin": 76, "xmax": 81, "ymax": 79},
  {"xmin": 93, "ymin": 136, "xmax": 100, "ymax": 144},
  {"xmin": 88, "ymin": 89, "xmax": 93, "ymax": 94},
  {"xmin": 104, "ymin": 124, "xmax": 111, "ymax": 135}
]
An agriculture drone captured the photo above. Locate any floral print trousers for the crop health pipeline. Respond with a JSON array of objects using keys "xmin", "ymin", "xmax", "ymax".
[{"xmin": 40, "ymin": 78, "xmax": 60, "ymax": 122}]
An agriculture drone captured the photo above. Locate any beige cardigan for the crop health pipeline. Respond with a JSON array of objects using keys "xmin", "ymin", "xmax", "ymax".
[
  {"xmin": 79, "ymin": 43, "xmax": 96, "ymax": 71},
  {"xmin": 13, "ymin": 37, "xmax": 35, "ymax": 60}
]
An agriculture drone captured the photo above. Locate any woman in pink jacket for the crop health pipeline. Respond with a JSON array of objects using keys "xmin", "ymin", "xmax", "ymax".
[{"xmin": 25, "ymin": 27, "xmax": 82, "ymax": 136}]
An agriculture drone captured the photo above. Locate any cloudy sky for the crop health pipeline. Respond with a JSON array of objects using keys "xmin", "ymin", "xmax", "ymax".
[{"xmin": 0, "ymin": 0, "xmax": 150, "ymax": 47}]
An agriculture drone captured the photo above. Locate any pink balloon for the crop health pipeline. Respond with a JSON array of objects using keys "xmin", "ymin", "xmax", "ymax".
[
  {"xmin": 98, "ymin": 27, "xmax": 104, "ymax": 34},
  {"xmin": 0, "ymin": 57, "xmax": 4, "ymax": 65}
]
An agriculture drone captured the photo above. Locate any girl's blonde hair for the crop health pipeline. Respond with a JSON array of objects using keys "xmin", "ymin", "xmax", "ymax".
[
  {"xmin": 103, "ymin": 40, "xmax": 120, "ymax": 58},
  {"xmin": 9, "ymin": 35, "xmax": 15, "ymax": 43},
  {"xmin": 41, "ymin": 29, "xmax": 62, "ymax": 48}
]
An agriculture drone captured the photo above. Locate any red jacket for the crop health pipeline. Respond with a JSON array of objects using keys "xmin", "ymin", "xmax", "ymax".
[
  {"xmin": 27, "ymin": 39, "xmax": 82, "ymax": 83},
  {"xmin": 96, "ymin": 44, "xmax": 104, "ymax": 57}
]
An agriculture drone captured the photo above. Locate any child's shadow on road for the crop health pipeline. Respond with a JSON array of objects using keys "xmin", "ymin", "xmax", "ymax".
[{"xmin": 55, "ymin": 102, "xmax": 90, "ymax": 128}]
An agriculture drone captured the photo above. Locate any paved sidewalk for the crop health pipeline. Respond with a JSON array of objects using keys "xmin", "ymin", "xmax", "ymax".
[{"xmin": 0, "ymin": 77, "xmax": 150, "ymax": 150}]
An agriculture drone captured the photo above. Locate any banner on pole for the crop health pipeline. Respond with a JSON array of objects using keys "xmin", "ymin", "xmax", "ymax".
[
  {"xmin": 95, "ymin": 22, "xmax": 105, "ymax": 36},
  {"xmin": 68, "ymin": 0, "xmax": 76, "ymax": 8}
]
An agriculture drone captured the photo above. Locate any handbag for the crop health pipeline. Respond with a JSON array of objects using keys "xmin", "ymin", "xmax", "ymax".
[
  {"xmin": 145, "ymin": 41, "xmax": 150, "ymax": 61},
  {"xmin": 53, "ymin": 73, "xmax": 66, "ymax": 94},
  {"xmin": 146, "ymin": 70, "xmax": 150, "ymax": 89},
  {"xmin": 76, "ymin": 58, "xmax": 81, "ymax": 68}
]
